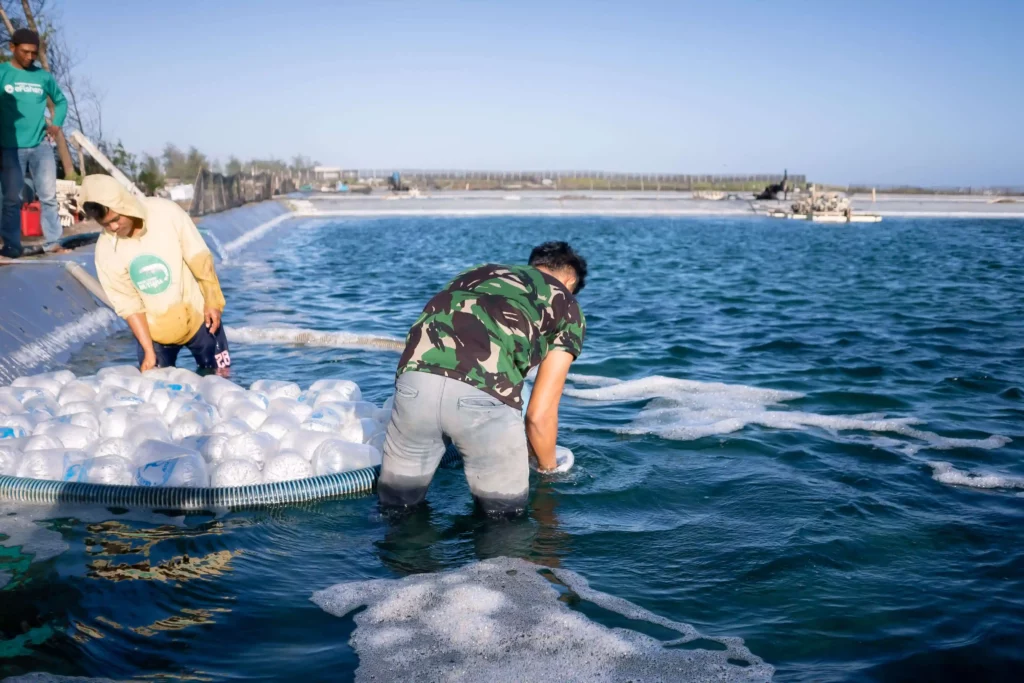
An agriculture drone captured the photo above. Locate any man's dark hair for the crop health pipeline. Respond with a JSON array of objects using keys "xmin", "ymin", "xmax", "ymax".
[
  {"xmin": 82, "ymin": 201, "xmax": 108, "ymax": 222},
  {"xmin": 11, "ymin": 29, "xmax": 39, "ymax": 46},
  {"xmin": 528, "ymin": 241, "xmax": 587, "ymax": 294}
]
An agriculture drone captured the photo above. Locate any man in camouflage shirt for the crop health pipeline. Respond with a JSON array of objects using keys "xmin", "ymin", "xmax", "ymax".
[{"xmin": 379, "ymin": 241, "xmax": 587, "ymax": 517}]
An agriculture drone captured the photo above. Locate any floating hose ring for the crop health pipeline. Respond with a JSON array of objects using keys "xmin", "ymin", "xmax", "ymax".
[{"xmin": 0, "ymin": 445, "xmax": 462, "ymax": 510}]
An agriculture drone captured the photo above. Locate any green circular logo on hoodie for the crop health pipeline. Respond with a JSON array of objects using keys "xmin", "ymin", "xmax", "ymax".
[{"xmin": 129, "ymin": 254, "xmax": 171, "ymax": 295}]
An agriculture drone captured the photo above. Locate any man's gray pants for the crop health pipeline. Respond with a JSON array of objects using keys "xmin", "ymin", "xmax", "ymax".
[{"xmin": 379, "ymin": 371, "xmax": 529, "ymax": 518}]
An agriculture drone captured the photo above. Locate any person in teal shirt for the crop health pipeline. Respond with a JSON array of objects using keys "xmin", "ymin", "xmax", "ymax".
[{"xmin": 0, "ymin": 28, "xmax": 67, "ymax": 258}]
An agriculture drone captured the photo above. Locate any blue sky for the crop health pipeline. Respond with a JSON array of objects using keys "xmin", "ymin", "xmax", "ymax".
[{"xmin": 62, "ymin": 0, "xmax": 1022, "ymax": 186}]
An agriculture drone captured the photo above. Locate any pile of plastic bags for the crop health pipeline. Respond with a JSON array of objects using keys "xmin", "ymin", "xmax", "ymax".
[{"xmin": 0, "ymin": 366, "xmax": 393, "ymax": 488}]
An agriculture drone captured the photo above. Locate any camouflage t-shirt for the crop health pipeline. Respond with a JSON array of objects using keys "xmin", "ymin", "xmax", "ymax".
[{"xmin": 397, "ymin": 264, "xmax": 586, "ymax": 409}]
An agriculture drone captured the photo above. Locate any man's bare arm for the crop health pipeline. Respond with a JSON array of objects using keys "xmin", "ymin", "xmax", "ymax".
[
  {"xmin": 525, "ymin": 349, "xmax": 574, "ymax": 472},
  {"xmin": 126, "ymin": 313, "xmax": 157, "ymax": 371}
]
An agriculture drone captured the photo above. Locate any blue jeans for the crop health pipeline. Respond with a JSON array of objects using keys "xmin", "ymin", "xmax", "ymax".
[
  {"xmin": 136, "ymin": 322, "xmax": 232, "ymax": 373},
  {"xmin": 1, "ymin": 144, "xmax": 61, "ymax": 255}
]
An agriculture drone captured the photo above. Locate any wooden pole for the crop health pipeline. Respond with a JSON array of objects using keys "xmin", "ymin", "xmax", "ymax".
[
  {"xmin": 19, "ymin": 0, "xmax": 47, "ymax": 70},
  {"xmin": 75, "ymin": 140, "xmax": 85, "ymax": 177},
  {"xmin": 0, "ymin": 7, "xmax": 14, "ymax": 35}
]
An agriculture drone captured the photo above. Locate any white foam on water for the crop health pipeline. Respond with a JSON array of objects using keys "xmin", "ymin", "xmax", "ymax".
[
  {"xmin": 928, "ymin": 461, "xmax": 1024, "ymax": 491},
  {"xmin": 204, "ymin": 227, "xmax": 229, "ymax": 262},
  {"xmin": 567, "ymin": 374, "xmax": 803, "ymax": 404},
  {"xmin": 6, "ymin": 308, "xmax": 119, "ymax": 374},
  {"xmin": 312, "ymin": 556, "xmax": 772, "ymax": 682},
  {"xmin": 566, "ymin": 374, "xmax": 1011, "ymax": 453},
  {"xmin": 226, "ymin": 325, "xmax": 405, "ymax": 353}
]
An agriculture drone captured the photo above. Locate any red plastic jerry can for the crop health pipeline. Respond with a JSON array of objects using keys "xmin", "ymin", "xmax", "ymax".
[{"xmin": 21, "ymin": 201, "xmax": 42, "ymax": 237}]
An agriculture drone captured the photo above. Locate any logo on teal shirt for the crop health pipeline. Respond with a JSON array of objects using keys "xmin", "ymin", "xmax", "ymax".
[{"xmin": 129, "ymin": 254, "xmax": 171, "ymax": 295}]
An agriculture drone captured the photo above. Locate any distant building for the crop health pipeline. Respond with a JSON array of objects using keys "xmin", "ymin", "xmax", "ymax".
[{"xmin": 314, "ymin": 166, "xmax": 342, "ymax": 181}]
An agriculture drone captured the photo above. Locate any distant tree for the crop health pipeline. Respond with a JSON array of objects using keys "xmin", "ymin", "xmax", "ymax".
[
  {"xmin": 226, "ymin": 155, "xmax": 243, "ymax": 175},
  {"xmin": 290, "ymin": 154, "xmax": 314, "ymax": 172},
  {"xmin": 162, "ymin": 143, "xmax": 187, "ymax": 179},
  {"xmin": 248, "ymin": 157, "xmax": 289, "ymax": 174},
  {"xmin": 211, "ymin": 159, "xmax": 223, "ymax": 174},
  {"xmin": 106, "ymin": 139, "xmax": 138, "ymax": 181},
  {"xmin": 137, "ymin": 154, "xmax": 165, "ymax": 195},
  {"xmin": 184, "ymin": 146, "xmax": 207, "ymax": 181}
]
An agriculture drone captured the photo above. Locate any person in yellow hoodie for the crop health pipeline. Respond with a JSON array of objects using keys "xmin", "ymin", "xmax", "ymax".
[{"xmin": 80, "ymin": 174, "xmax": 231, "ymax": 375}]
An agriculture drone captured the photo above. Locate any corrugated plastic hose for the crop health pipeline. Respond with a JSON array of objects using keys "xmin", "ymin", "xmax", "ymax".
[{"xmin": 0, "ymin": 446, "xmax": 462, "ymax": 510}]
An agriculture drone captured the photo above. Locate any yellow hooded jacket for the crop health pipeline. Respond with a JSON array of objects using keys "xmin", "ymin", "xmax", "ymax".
[{"xmin": 84, "ymin": 175, "xmax": 226, "ymax": 346}]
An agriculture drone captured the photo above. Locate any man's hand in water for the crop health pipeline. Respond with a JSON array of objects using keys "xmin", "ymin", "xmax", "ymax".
[
  {"xmin": 205, "ymin": 308, "xmax": 222, "ymax": 334},
  {"xmin": 529, "ymin": 447, "xmax": 558, "ymax": 474}
]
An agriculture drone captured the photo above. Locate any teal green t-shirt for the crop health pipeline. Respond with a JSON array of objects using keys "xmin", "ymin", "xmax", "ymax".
[{"xmin": 0, "ymin": 62, "xmax": 67, "ymax": 149}]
